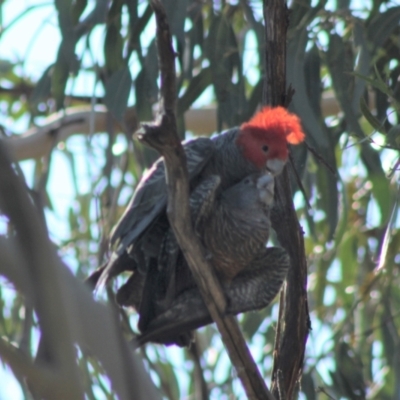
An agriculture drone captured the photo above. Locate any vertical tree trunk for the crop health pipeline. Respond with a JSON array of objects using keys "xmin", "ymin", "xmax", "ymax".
[{"xmin": 263, "ymin": 1, "xmax": 311, "ymax": 398}]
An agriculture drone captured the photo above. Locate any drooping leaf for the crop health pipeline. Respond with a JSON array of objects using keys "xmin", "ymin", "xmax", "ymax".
[
  {"xmin": 104, "ymin": 0, "xmax": 125, "ymax": 74},
  {"xmin": 366, "ymin": 6, "xmax": 400, "ymax": 51},
  {"xmin": 163, "ymin": 0, "xmax": 189, "ymax": 47},
  {"xmin": 288, "ymin": 27, "xmax": 339, "ymax": 238},
  {"xmin": 104, "ymin": 67, "xmax": 132, "ymax": 122},
  {"xmin": 326, "ymin": 34, "xmax": 358, "ymax": 124},
  {"xmin": 386, "ymin": 125, "xmax": 400, "ymax": 149},
  {"xmin": 304, "ymin": 45, "xmax": 321, "ymax": 117},
  {"xmin": 359, "ymin": 96, "xmax": 385, "ymax": 134},
  {"xmin": 330, "ymin": 342, "xmax": 366, "ymax": 400},
  {"xmin": 207, "ymin": 15, "xmax": 245, "ymax": 129},
  {"xmin": 30, "ymin": 64, "xmax": 53, "ymax": 109},
  {"xmin": 126, "ymin": 3, "xmax": 152, "ymax": 61},
  {"xmin": 316, "ymin": 165, "xmax": 339, "ymax": 241},
  {"xmin": 177, "ymin": 67, "xmax": 212, "ymax": 116},
  {"xmin": 369, "ymin": 173, "xmax": 392, "ymax": 225},
  {"xmin": 351, "ymin": 19, "xmax": 371, "ymax": 111},
  {"xmin": 75, "ymin": 0, "xmax": 108, "ymax": 38},
  {"xmin": 71, "ymin": 0, "xmax": 88, "ymax": 25},
  {"xmin": 0, "ymin": 59, "xmax": 15, "ymax": 74},
  {"xmin": 287, "ymin": 28, "xmax": 330, "ymax": 150},
  {"xmin": 51, "ymin": 38, "xmax": 80, "ymax": 109},
  {"xmin": 135, "ymin": 40, "xmax": 159, "ymax": 121},
  {"xmin": 301, "ymin": 372, "xmax": 317, "ymax": 400},
  {"xmin": 242, "ymin": 311, "xmax": 266, "ymax": 339}
]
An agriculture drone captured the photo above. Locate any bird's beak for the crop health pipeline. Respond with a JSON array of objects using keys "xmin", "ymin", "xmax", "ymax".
[
  {"xmin": 257, "ymin": 174, "xmax": 275, "ymax": 205},
  {"xmin": 266, "ymin": 159, "xmax": 285, "ymax": 175}
]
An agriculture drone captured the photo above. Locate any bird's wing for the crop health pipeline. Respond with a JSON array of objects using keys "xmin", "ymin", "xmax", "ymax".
[
  {"xmin": 110, "ymin": 137, "xmax": 215, "ymax": 255},
  {"xmin": 135, "ymin": 247, "xmax": 289, "ymax": 347},
  {"xmin": 138, "ymin": 175, "xmax": 222, "ymax": 320},
  {"xmin": 189, "ymin": 175, "xmax": 221, "ymax": 233}
]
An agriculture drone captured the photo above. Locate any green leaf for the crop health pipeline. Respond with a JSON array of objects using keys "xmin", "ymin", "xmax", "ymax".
[
  {"xmin": 337, "ymin": 232, "xmax": 358, "ymax": 308},
  {"xmin": 301, "ymin": 372, "xmax": 317, "ymax": 400},
  {"xmin": 207, "ymin": 15, "xmax": 245, "ymax": 128},
  {"xmin": 242, "ymin": 311, "xmax": 265, "ymax": 339},
  {"xmin": 75, "ymin": 0, "xmax": 109, "ymax": 38},
  {"xmin": 330, "ymin": 342, "xmax": 365, "ymax": 400},
  {"xmin": 359, "ymin": 96, "xmax": 385, "ymax": 134},
  {"xmin": 0, "ymin": 59, "xmax": 15, "ymax": 74},
  {"xmin": 51, "ymin": 38, "xmax": 80, "ymax": 109},
  {"xmin": 71, "ymin": 0, "xmax": 88, "ymax": 25},
  {"xmin": 126, "ymin": 2, "xmax": 152, "ymax": 60},
  {"xmin": 163, "ymin": 0, "xmax": 189, "ymax": 46},
  {"xmin": 104, "ymin": 67, "xmax": 132, "ymax": 122},
  {"xmin": 54, "ymin": 0, "xmax": 73, "ymax": 36},
  {"xmin": 304, "ymin": 45, "xmax": 322, "ymax": 117},
  {"xmin": 104, "ymin": 0, "xmax": 124, "ymax": 73},
  {"xmin": 287, "ymin": 27, "xmax": 339, "ymax": 238},
  {"xmin": 51, "ymin": 51, "xmax": 70, "ymax": 110},
  {"xmin": 352, "ymin": 19, "xmax": 371, "ymax": 111},
  {"xmin": 367, "ymin": 6, "xmax": 400, "ymax": 51},
  {"xmin": 177, "ymin": 67, "xmax": 212, "ymax": 116},
  {"xmin": 244, "ymin": 79, "xmax": 263, "ymax": 121},
  {"xmin": 327, "ymin": 34, "xmax": 357, "ymax": 123},
  {"xmin": 377, "ymin": 187, "xmax": 399, "ymax": 270},
  {"xmin": 351, "ymin": 70, "xmax": 392, "ymax": 98},
  {"xmin": 187, "ymin": 1, "xmax": 204, "ymax": 47},
  {"xmin": 135, "ymin": 40, "xmax": 159, "ymax": 121},
  {"xmin": 386, "ymin": 125, "xmax": 400, "ymax": 148},
  {"xmin": 156, "ymin": 360, "xmax": 180, "ymax": 400},
  {"xmin": 316, "ymin": 166, "xmax": 339, "ymax": 241},
  {"xmin": 369, "ymin": 173, "xmax": 391, "ymax": 225},
  {"xmin": 314, "ymin": 256, "xmax": 330, "ymax": 313},
  {"xmin": 30, "ymin": 64, "xmax": 53, "ymax": 107},
  {"xmin": 287, "ymin": 28, "xmax": 330, "ymax": 149}
]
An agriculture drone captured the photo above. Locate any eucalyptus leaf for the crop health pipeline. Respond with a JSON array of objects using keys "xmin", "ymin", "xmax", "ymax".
[
  {"xmin": 30, "ymin": 64, "xmax": 53, "ymax": 108},
  {"xmin": 104, "ymin": 67, "xmax": 132, "ymax": 122},
  {"xmin": 367, "ymin": 6, "xmax": 400, "ymax": 50},
  {"xmin": 359, "ymin": 96, "xmax": 385, "ymax": 134},
  {"xmin": 177, "ymin": 67, "xmax": 212, "ymax": 116},
  {"xmin": 369, "ymin": 173, "xmax": 392, "ymax": 225},
  {"xmin": 135, "ymin": 40, "xmax": 159, "ymax": 121},
  {"xmin": 105, "ymin": 0, "xmax": 124, "ymax": 73},
  {"xmin": 386, "ymin": 125, "xmax": 400, "ymax": 149}
]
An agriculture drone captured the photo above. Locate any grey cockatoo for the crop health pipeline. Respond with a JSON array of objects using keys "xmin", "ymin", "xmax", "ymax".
[
  {"xmin": 116, "ymin": 173, "xmax": 290, "ymax": 346},
  {"xmin": 91, "ymin": 107, "xmax": 305, "ymax": 291}
]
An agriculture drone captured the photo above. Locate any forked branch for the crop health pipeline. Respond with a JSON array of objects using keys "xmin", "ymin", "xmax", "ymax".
[{"xmin": 138, "ymin": 1, "xmax": 275, "ymax": 399}]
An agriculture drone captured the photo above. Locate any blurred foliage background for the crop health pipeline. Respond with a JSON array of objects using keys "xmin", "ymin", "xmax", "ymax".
[{"xmin": 0, "ymin": 0, "xmax": 400, "ymax": 399}]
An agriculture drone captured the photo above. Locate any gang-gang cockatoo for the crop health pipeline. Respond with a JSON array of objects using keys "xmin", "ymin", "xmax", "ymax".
[
  {"xmin": 92, "ymin": 106, "xmax": 305, "ymax": 292},
  {"xmin": 88, "ymin": 106, "xmax": 305, "ymax": 345},
  {"xmin": 116, "ymin": 172, "xmax": 290, "ymax": 346}
]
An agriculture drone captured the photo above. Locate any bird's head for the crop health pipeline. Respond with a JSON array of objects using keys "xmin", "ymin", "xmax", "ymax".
[{"xmin": 236, "ymin": 106, "xmax": 305, "ymax": 175}]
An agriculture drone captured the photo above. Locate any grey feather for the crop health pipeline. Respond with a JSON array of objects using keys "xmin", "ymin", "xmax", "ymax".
[{"xmin": 135, "ymin": 247, "xmax": 290, "ymax": 347}]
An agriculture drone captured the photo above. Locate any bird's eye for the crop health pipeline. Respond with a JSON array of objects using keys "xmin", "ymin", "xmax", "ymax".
[{"xmin": 262, "ymin": 145, "xmax": 269, "ymax": 153}]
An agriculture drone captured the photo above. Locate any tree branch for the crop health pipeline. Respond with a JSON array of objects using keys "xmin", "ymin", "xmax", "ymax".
[
  {"xmin": 3, "ymin": 92, "xmax": 358, "ymax": 162},
  {"xmin": 263, "ymin": 0, "xmax": 311, "ymax": 398},
  {"xmin": 3, "ymin": 105, "xmax": 138, "ymax": 161},
  {"xmin": 138, "ymin": 1, "xmax": 275, "ymax": 399}
]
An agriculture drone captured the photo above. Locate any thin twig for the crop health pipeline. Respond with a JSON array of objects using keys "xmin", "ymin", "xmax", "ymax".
[
  {"xmin": 188, "ymin": 337, "xmax": 209, "ymax": 400},
  {"xmin": 289, "ymin": 151, "xmax": 311, "ymax": 210},
  {"xmin": 305, "ymin": 141, "xmax": 336, "ymax": 176}
]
